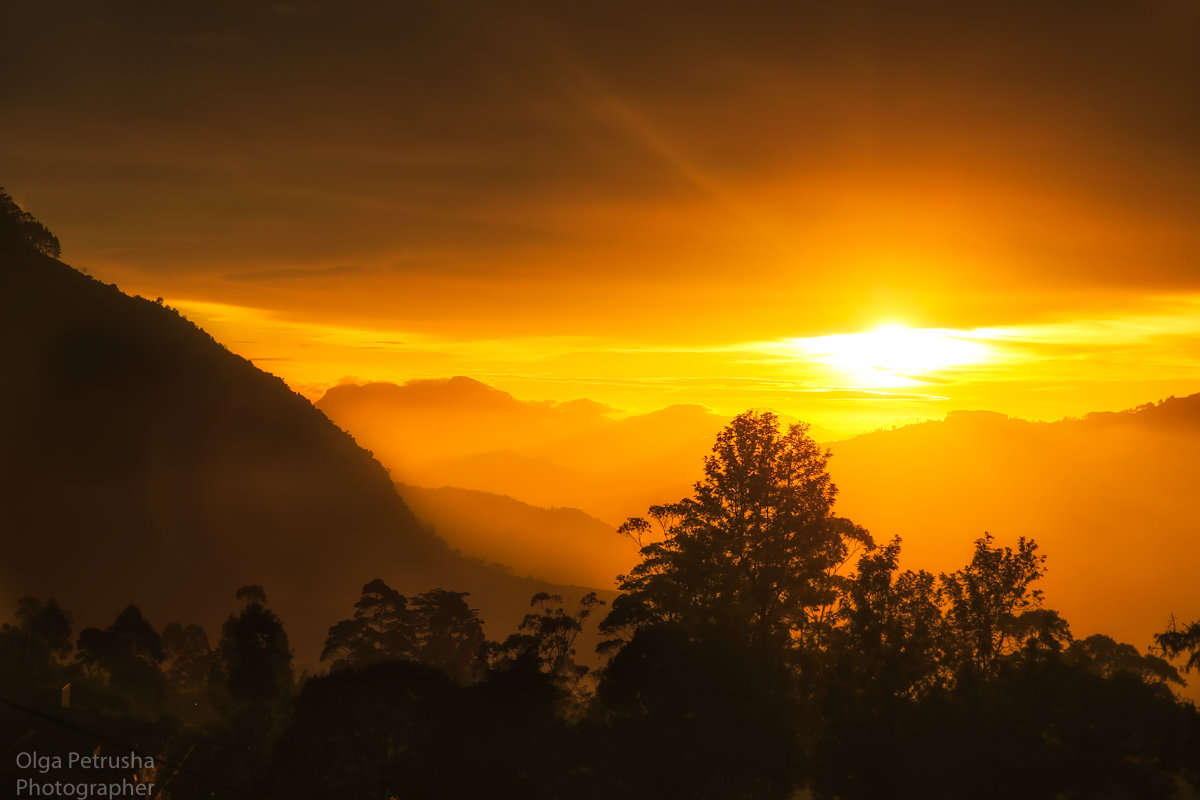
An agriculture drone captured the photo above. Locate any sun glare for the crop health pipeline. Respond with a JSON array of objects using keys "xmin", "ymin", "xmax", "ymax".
[{"xmin": 791, "ymin": 324, "xmax": 994, "ymax": 388}]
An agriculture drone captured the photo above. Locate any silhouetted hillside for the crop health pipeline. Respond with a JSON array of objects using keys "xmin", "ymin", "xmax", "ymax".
[
  {"xmin": 0, "ymin": 196, "xmax": 598, "ymax": 660},
  {"xmin": 322, "ymin": 376, "xmax": 536, "ymax": 415},
  {"xmin": 1071, "ymin": 394, "xmax": 1200, "ymax": 434},
  {"xmin": 396, "ymin": 484, "xmax": 635, "ymax": 589}
]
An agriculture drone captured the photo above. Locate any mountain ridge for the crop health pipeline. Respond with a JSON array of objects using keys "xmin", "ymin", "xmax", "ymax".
[
  {"xmin": 0, "ymin": 204, "xmax": 606, "ymax": 662},
  {"xmin": 326, "ymin": 373, "xmax": 1200, "ymax": 667},
  {"xmin": 396, "ymin": 482, "xmax": 633, "ymax": 590}
]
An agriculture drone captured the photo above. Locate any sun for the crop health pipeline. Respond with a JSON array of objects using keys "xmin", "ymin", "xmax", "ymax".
[{"xmin": 790, "ymin": 324, "xmax": 994, "ymax": 388}]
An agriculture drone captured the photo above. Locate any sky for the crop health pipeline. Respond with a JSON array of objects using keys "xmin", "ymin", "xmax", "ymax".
[{"xmin": 3, "ymin": 0, "xmax": 1199, "ymax": 436}]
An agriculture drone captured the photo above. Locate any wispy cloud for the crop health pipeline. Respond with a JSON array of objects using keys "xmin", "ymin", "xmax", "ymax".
[{"xmin": 165, "ymin": 293, "xmax": 1200, "ymax": 436}]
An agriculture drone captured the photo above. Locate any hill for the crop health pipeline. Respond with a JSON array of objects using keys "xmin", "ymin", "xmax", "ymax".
[
  {"xmin": 395, "ymin": 483, "xmax": 635, "ymax": 590},
  {"xmin": 829, "ymin": 402, "xmax": 1200, "ymax": 656},
  {"xmin": 0, "ymin": 192, "xmax": 601, "ymax": 661},
  {"xmin": 317, "ymin": 382, "xmax": 725, "ymax": 524},
  {"xmin": 329, "ymin": 371, "xmax": 1200, "ymax": 669}
]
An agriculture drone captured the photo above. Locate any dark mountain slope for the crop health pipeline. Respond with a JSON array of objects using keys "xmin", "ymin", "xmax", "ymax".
[{"xmin": 0, "ymin": 195, "xmax": 597, "ymax": 660}]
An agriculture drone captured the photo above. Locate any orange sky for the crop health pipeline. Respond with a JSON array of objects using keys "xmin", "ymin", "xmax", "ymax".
[{"xmin": 4, "ymin": 1, "xmax": 1198, "ymax": 436}]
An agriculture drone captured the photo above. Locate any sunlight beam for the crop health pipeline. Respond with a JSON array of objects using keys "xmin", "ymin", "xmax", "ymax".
[{"xmin": 786, "ymin": 325, "xmax": 995, "ymax": 388}]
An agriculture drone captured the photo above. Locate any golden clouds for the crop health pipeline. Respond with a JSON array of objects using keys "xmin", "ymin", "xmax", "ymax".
[
  {"xmin": 167, "ymin": 294, "xmax": 1200, "ymax": 440},
  {"xmin": 6, "ymin": 1, "xmax": 1196, "ymax": 437}
]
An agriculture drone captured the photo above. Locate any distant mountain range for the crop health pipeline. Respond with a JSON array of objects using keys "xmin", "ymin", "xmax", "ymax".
[
  {"xmin": 317, "ymin": 379, "xmax": 729, "ymax": 524},
  {"xmin": 323, "ymin": 375, "xmax": 1200, "ymax": 664},
  {"xmin": 829, "ymin": 400, "xmax": 1200, "ymax": 655},
  {"xmin": 395, "ymin": 483, "xmax": 633, "ymax": 590},
  {"xmin": 0, "ymin": 203, "xmax": 604, "ymax": 662}
]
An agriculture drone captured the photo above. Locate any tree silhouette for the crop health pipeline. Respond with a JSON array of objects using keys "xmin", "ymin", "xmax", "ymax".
[
  {"xmin": 594, "ymin": 411, "xmax": 870, "ymax": 799},
  {"xmin": 270, "ymin": 597, "xmax": 591, "ymax": 800},
  {"xmin": 75, "ymin": 605, "xmax": 165, "ymax": 709},
  {"xmin": 596, "ymin": 622, "xmax": 798, "ymax": 800},
  {"xmin": 410, "ymin": 589, "xmax": 488, "ymax": 684},
  {"xmin": 601, "ymin": 410, "xmax": 871, "ymax": 655},
  {"xmin": 807, "ymin": 538, "xmax": 944, "ymax": 799},
  {"xmin": 809, "ymin": 534, "xmax": 1200, "ymax": 800},
  {"xmin": 321, "ymin": 578, "xmax": 417, "ymax": 671},
  {"xmin": 1155, "ymin": 617, "xmax": 1200, "ymax": 674},
  {"xmin": 321, "ymin": 584, "xmax": 489, "ymax": 683},
  {"xmin": 218, "ymin": 587, "xmax": 293, "ymax": 704},
  {"xmin": 832, "ymin": 538, "xmax": 945, "ymax": 691},
  {"xmin": 495, "ymin": 591, "xmax": 602, "ymax": 693},
  {"xmin": 0, "ymin": 187, "xmax": 60, "ymax": 258},
  {"xmin": 206, "ymin": 588, "xmax": 296, "ymax": 795},
  {"xmin": 1067, "ymin": 633, "xmax": 1182, "ymax": 685},
  {"xmin": 939, "ymin": 533, "xmax": 1064, "ymax": 678},
  {"xmin": 265, "ymin": 660, "xmax": 460, "ymax": 800},
  {"xmin": 0, "ymin": 597, "xmax": 72, "ymax": 674},
  {"xmin": 161, "ymin": 621, "xmax": 218, "ymax": 703},
  {"xmin": 236, "ymin": 584, "xmax": 268, "ymax": 605},
  {"xmin": 0, "ymin": 597, "xmax": 73, "ymax": 701}
]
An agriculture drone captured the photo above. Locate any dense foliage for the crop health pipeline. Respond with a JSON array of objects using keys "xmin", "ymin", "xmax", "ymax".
[{"xmin": 4, "ymin": 412, "xmax": 1198, "ymax": 798}]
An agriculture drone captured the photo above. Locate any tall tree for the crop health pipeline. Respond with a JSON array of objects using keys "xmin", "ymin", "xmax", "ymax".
[
  {"xmin": 410, "ymin": 589, "xmax": 488, "ymax": 684},
  {"xmin": 75, "ymin": 605, "xmax": 165, "ymax": 707},
  {"xmin": 0, "ymin": 597, "xmax": 73, "ymax": 688},
  {"xmin": 595, "ymin": 411, "xmax": 869, "ymax": 800},
  {"xmin": 939, "ymin": 533, "xmax": 1068, "ymax": 678},
  {"xmin": 601, "ymin": 410, "xmax": 871, "ymax": 653},
  {"xmin": 830, "ymin": 537, "xmax": 946, "ymax": 696},
  {"xmin": 0, "ymin": 597, "xmax": 72, "ymax": 665},
  {"xmin": 495, "ymin": 592, "xmax": 602, "ymax": 691},
  {"xmin": 810, "ymin": 539, "xmax": 946, "ymax": 800},
  {"xmin": 161, "ymin": 622, "xmax": 217, "ymax": 695},
  {"xmin": 321, "ymin": 578, "xmax": 417, "ymax": 671},
  {"xmin": 218, "ymin": 586, "xmax": 293, "ymax": 704}
]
